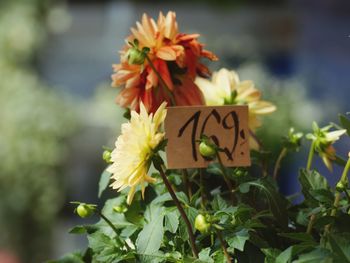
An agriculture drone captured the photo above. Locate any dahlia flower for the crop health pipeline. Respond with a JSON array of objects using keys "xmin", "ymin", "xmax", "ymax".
[
  {"xmin": 195, "ymin": 68, "xmax": 276, "ymax": 148},
  {"xmin": 107, "ymin": 102, "xmax": 167, "ymax": 204},
  {"xmin": 112, "ymin": 11, "xmax": 217, "ymax": 113}
]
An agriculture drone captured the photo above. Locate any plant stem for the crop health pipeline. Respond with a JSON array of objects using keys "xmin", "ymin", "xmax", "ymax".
[
  {"xmin": 216, "ymin": 152, "xmax": 235, "ymax": 205},
  {"xmin": 306, "ymin": 140, "xmax": 316, "ymax": 170},
  {"xmin": 145, "ymin": 55, "xmax": 176, "ymax": 106},
  {"xmin": 199, "ymin": 168, "xmax": 207, "ymax": 208},
  {"xmin": 98, "ymin": 211, "xmax": 132, "ymax": 251},
  {"xmin": 273, "ymin": 148, "xmax": 288, "ymax": 180},
  {"xmin": 182, "ymin": 169, "xmax": 192, "ymax": 200},
  {"xmin": 306, "ymin": 214, "xmax": 316, "ymax": 234},
  {"xmin": 155, "ymin": 163, "xmax": 199, "ymax": 258},
  {"xmin": 216, "ymin": 230, "xmax": 232, "ymax": 263},
  {"xmin": 326, "ymin": 154, "xmax": 350, "ymax": 232},
  {"xmin": 330, "ymin": 155, "xmax": 350, "ymax": 217}
]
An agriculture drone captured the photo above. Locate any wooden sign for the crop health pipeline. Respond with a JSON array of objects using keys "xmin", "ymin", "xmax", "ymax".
[{"xmin": 164, "ymin": 105, "xmax": 251, "ymax": 169}]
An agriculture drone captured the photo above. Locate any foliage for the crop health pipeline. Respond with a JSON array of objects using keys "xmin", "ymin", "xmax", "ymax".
[{"xmin": 54, "ymin": 114, "xmax": 350, "ymax": 262}]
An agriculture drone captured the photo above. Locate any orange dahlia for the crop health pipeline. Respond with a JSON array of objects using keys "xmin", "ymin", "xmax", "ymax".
[{"xmin": 112, "ymin": 11, "xmax": 217, "ymax": 113}]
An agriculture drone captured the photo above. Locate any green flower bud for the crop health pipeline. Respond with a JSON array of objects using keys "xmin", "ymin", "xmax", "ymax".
[
  {"xmin": 102, "ymin": 150, "xmax": 112, "ymax": 163},
  {"xmin": 194, "ymin": 214, "xmax": 211, "ymax": 234},
  {"xmin": 336, "ymin": 181, "xmax": 347, "ymax": 192},
  {"xmin": 127, "ymin": 47, "xmax": 146, "ymax": 65},
  {"xmin": 76, "ymin": 204, "xmax": 94, "ymax": 218},
  {"xmin": 113, "ymin": 205, "xmax": 128, "ymax": 213},
  {"xmin": 199, "ymin": 141, "xmax": 216, "ymax": 159}
]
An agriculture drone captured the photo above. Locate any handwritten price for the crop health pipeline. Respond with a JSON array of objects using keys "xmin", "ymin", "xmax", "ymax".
[{"xmin": 165, "ymin": 106, "xmax": 250, "ymax": 169}]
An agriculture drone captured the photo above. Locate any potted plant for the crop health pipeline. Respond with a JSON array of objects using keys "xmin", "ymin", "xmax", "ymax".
[{"xmin": 52, "ymin": 11, "xmax": 350, "ymax": 263}]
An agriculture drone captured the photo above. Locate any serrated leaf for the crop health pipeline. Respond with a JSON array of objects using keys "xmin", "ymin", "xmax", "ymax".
[
  {"xmin": 298, "ymin": 169, "xmax": 329, "ymax": 206},
  {"xmin": 194, "ymin": 248, "xmax": 214, "ymax": 263},
  {"xmin": 227, "ymin": 229, "xmax": 250, "ymax": 252},
  {"xmin": 98, "ymin": 169, "xmax": 111, "ymax": 198},
  {"xmin": 211, "ymin": 194, "xmax": 228, "ymax": 210},
  {"xmin": 87, "ymin": 232, "xmax": 117, "ymax": 254},
  {"xmin": 165, "ymin": 210, "xmax": 179, "ymax": 234},
  {"xmin": 136, "ymin": 204, "xmax": 165, "ymax": 255},
  {"xmin": 152, "ymin": 192, "xmax": 189, "ymax": 205}
]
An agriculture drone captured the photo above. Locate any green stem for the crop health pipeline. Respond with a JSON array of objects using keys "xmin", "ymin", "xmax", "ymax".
[
  {"xmin": 145, "ymin": 55, "xmax": 176, "ymax": 106},
  {"xmin": 98, "ymin": 211, "xmax": 132, "ymax": 251},
  {"xmin": 155, "ymin": 163, "xmax": 199, "ymax": 258},
  {"xmin": 216, "ymin": 152, "xmax": 235, "ymax": 205},
  {"xmin": 306, "ymin": 140, "xmax": 316, "ymax": 170},
  {"xmin": 199, "ymin": 168, "xmax": 207, "ymax": 208},
  {"xmin": 273, "ymin": 147, "xmax": 288, "ymax": 180},
  {"xmin": 331, "ymin": 155, "xmax": 350, "ymax": 217},
  {"xmin": 182, "ymin": 169, "xmax": 192, "ymax": 200},
  {"xmin": 216, "ymin": 230, "xmax": 232, "ymax": 263},
  {"xmin": 326, "ymin": 154, "xmax": 350, "ymax": 232},
  {"xmin": 306, "ymin": 214, "xmax": 316, "ymax": 234}
]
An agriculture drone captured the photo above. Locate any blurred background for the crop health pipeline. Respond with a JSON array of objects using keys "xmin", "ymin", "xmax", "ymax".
[{"xmin": 0, "ymin": 0, "xmax": 349, "ymax": 262}]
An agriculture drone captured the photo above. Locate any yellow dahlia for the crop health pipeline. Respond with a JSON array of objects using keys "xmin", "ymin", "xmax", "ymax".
[
  {"xmin": 107, "ymin": 102, "xmax": 167, "ymax": 204},
  {"xmin": 112, "ymin": 11, "xmax": 217, "ymax": 113},
  {"xmin": 195, "ymin": 68, "xmax": 276, "ymax": 131}
]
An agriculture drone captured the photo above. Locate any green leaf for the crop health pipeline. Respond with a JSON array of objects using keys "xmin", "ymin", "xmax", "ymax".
[
  {"xmin": 298, "ymin": 169, "xmax": 329, "ymax": 206},
  {"xmin": 276, "ymin": 246, "xmax": 293, "ymax": 263},
  {"xmin": 98, "ymin": 169, "xmax": 111, "ymax": 198},
  {"xmin": 87, "ymin": 232, "xmax": 117, "ymax": 254},
  {"xmin": 207, "ymin": 163, "xmax": 224, "ymax": 176},
  {"xmin": 212, "ymin": 250, "xmax": 226, "ymax": 263},
  {"xmin": 239, "ymin": 179, "xmax": 289, "ymax": 228},
  {"xmin": 179, "ymin": 206, "xmax": 198, "ymax": 241},
  {"xmin": 211, "ymin": 194, "xmax": 228, "ymax": 210},
  {"xmin": 278, "ymin": 233, "xmax": 316, "ymax": 244},
  {"xmin": 194, "ymin": 248, "xmax": 214, "ymax": 263},
  {"xmin": 339, "ymin": 114, "xmax": 350, "ymax": 136},
  {"xmin": 309, "ymin": 189, "xmax": 334, "ymax": 205},
  {"xmin": 276, "ymin": 244, "xmax": 313, "ymax": 263},
  {"xmin": 294, "ymin": 248, "xmax": 333, "ymax": 263},
  {"xmin": 164, "ymin": 209, "xmax": 179, "ymax": 234},
  {"xmin": 328, "ymin": 233, "xmax": 350, "ymax": 262},
  {"xmin": 152, "ymin": 192, "xmax": 189, "ymax": 205},
  {"xmin": 227, "ymin": 229, "xmax": 250, "ymax": 252},
  {"xmin": 261, "ymin": 248, "xmax": 281, "ymax": 263},
  {"xmin": 69, "ymin": 225, "xmax": 98, "ymax": 235},
  {"xmin": 136, "ymin": 204, "xmax": 165, "ymax": 255}
]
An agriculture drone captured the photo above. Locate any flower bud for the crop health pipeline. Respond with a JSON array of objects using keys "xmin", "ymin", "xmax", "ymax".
[
  {"xmin": 76, "ymin": 204, "xmax": 94, "ymax": 218},
  {"xmin": 336, "ymin": 181, "xmax": 347, "ymax": 192},
  {"xmin": 194, "ymin": 214, "xmax": 211, "ymax": 234},
  {"xmin": 102, "ymin": 150, "xmax": 112, "ymax": 163},
  {"xmin": 127, "ymin": 47, "xmax": 146, "ymax": 65},
  {"xmin": 199, "ymin": 141, "xmax": 216, "ymax": 159},
  {"xmin": 113, "ymin": 205, "xmax": 128, "ymax": 213}
]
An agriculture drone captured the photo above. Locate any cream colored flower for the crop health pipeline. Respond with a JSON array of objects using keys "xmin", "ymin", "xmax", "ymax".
[
  {"xmin": 195, "ymin": 68, "xmax": 276, "ymax": 149},
  {"xmin": 108, "ymin": 102, "xmax": 167, "ymax": 204}
]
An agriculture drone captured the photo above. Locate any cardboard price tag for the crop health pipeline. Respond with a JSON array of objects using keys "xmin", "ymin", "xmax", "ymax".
[{"xmin": 164, "ymin": 105, "xmax": 251, "ymax": 169}]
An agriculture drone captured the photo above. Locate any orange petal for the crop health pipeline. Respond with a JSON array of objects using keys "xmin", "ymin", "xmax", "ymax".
[{"xmin": 156, "ymin": 46, "xmax": 177, "ymax": 61}]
